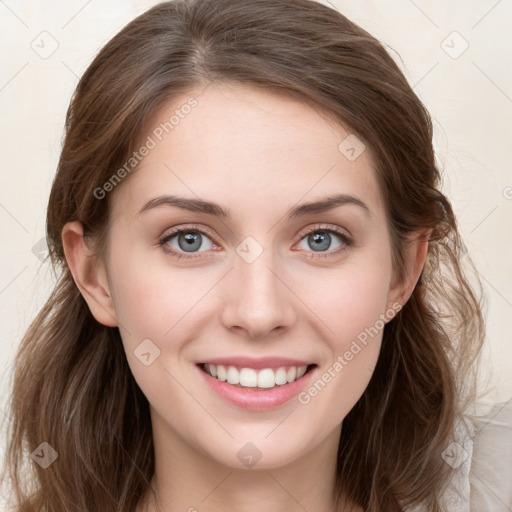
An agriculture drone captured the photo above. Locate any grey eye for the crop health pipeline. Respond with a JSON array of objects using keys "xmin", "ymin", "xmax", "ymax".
[
  {"xmin": 298, "ymin": 231, "xmax": 343, "ymax": 252},
  {"xmin": 167, "ymin": 231, "xmax": 214, "ymax": 253}
]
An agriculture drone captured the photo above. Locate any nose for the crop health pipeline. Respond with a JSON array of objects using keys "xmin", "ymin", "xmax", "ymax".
[{"xmin": 220, "ymin": 248, "xmax": 297, "ymax": 339}]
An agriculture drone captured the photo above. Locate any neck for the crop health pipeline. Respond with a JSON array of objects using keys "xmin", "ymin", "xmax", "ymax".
[{"xmin": 137, "ymin": 410, "xmax": 357, "ymax": 512}]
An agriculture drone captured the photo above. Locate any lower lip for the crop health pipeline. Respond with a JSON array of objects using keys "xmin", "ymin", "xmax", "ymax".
[{"xmin": 196, "ymin": 364, "xmax": 317, "ymax": 411}]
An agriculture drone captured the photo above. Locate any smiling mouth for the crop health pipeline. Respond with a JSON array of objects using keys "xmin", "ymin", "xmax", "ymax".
[{"xmin": 198, "ymin": 363, "xmax": 317, "ymax": 389}]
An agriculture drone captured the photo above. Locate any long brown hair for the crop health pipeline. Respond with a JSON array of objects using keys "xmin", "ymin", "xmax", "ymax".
[{"xmin": 1, "ymin": 0, "xmax": 485, "ymax": 510}]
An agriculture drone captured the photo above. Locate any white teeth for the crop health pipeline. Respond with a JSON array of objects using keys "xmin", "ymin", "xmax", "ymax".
[
  {"xmin": 296, "ymin": 366, "xmax": 307, "ymax": 379},
  {"xmin": 275, "ymin": 367, "xmax": 288, "ymax": 385},
  {"xmin": 239, "ymin": 368, "xmax": 258, "ymax": 387},
  {"xmin": 216, "ymin": 365, "xmax": 227, "ymax": 382},
  {"xmin": 227, "ymin": 365, "xmax": 240, "ymax": 385},
  {"xmin": 286, "ymin": 366, "xmax": 297, "ymax": 383},
  {"xmin": 203, "ymin": 364, "xmax": 309, "ymax": 389},
  {"xmin": 257, "ymin": 368, "xmax": 276, "ymax": 389}
]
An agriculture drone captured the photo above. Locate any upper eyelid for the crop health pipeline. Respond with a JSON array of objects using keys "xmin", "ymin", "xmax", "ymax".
[
  {"xmin": 161, "ymin": 224, "xmax": 216, "ymax": 240},
  {"xmin": 301, "ymin": 223, "xmax": 351, "ymax": 237}
]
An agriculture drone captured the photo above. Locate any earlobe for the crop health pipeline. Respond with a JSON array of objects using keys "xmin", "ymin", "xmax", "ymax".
[
  {"xmin": 61, "ymin": 221, "xmax": 118, "ymax": 327},
  {"xmin": 387, "ymin": 229, "xmax": 431, "ymax": 309}
]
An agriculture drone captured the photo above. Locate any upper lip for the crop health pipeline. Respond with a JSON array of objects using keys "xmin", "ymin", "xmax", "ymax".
[{"xmin": 198, "ymin": 356, "xmax": 314, "ymax": 370}]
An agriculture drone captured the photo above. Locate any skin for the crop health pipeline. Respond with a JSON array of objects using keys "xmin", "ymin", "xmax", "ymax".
[{"xmin": 62, "ymin": 82, "xmax": 428, "ymax": 512}]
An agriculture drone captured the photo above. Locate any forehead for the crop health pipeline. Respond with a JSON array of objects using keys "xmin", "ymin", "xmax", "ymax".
[{"xmin": 111, "ymin": 82, "xmax": 384, "ymax": 221}]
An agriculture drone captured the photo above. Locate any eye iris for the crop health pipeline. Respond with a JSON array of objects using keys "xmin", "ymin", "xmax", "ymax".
[
  {"xmin": 309, "ymin": 231, "xmax": 331, "ymax": 252},
  {"xmin": 178, "ymin": 232, "xmax": 202, "ymax": 252}
]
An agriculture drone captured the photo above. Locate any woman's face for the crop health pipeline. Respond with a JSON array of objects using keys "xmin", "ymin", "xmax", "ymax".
[{"xmin": 93, "ymin": 82, "xmax": 407, "ymax": 469}]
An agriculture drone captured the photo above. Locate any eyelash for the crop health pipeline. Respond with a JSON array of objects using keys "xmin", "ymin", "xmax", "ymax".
[{"xmin": 158, "ymin": 223, "xmax": 353, "ymax": 261}]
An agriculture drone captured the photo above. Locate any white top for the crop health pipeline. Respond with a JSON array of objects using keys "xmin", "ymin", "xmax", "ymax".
[
  {"xmin": 468, "ymin": 397, "xmax": 512, "ymax": 511},
  {"xmin": 406, "ymin": 396, "xmax": 512, "ymax": 511}
]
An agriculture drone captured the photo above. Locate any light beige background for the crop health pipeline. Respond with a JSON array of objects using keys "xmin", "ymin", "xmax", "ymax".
[{"xmin": 0, "ymin": 0, "xmax": 511, "ymax": 449}]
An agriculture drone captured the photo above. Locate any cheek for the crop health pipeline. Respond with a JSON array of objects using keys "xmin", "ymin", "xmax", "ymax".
[
  {"xmin": 299, "ymin": 258, "xmax": 392, "ymax": 344},
  {"xmin": 293, "ymin": 255, "xmax": 391, "ymax": 413},
  {"xmin": 108, "ymin": 258, "xmax": 202, "ymax": 400},
  {"xmin": 108, "ymin": 243, "xmax": 204, "ymax": 336}
]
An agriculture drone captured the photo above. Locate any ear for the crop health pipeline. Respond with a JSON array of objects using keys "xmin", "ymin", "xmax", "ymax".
[
  {"xmin": 61, "ymin": 221, "xmax": 118, "ymax": 327},
  {"xmin": 387, "ymin": 229, "xmax": 431, "ymax": 310}
]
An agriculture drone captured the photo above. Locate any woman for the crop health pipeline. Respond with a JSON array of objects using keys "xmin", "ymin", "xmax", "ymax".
[{"xmin": 1, "ymin": 0, "xmax": 485, "ymax": 510}]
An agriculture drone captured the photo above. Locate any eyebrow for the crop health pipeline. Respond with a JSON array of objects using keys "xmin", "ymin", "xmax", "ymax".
[{"xmin": 137, "ymin": 193, "xmax": 371, "ymax": 219}]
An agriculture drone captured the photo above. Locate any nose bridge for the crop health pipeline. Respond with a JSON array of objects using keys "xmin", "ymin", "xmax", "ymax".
[{"xmin": 220, "ymin": 239, "xmax": 295, "ymax": 337}]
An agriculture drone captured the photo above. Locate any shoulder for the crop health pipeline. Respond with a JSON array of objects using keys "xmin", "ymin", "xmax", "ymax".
[
  {"xmin": 403, "ymin": 396, "xmax": 512, "ymax": 512},
  {"xmin": 468, "ymin": 396, "xmax": 512, "ymax": 511}
]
